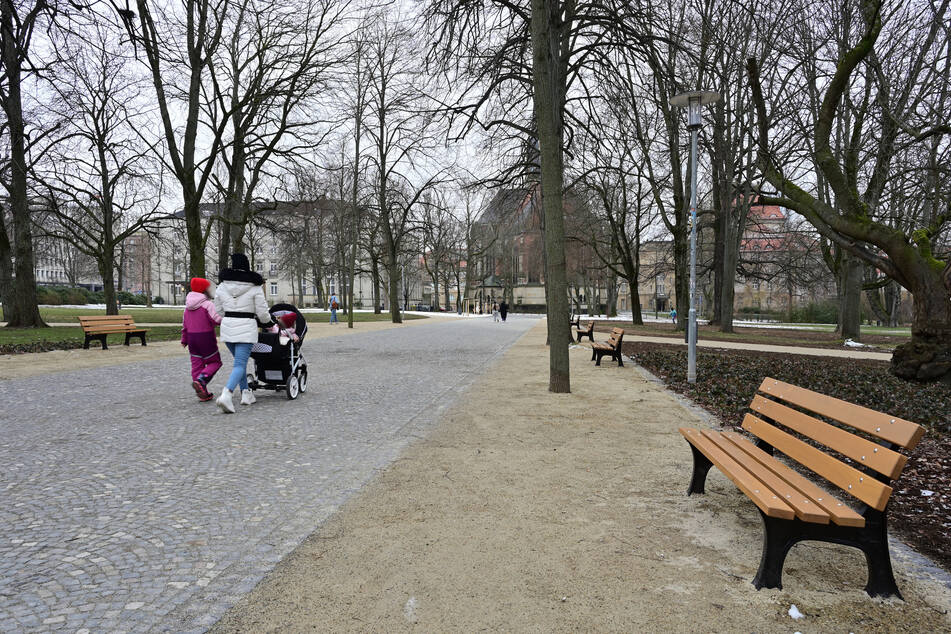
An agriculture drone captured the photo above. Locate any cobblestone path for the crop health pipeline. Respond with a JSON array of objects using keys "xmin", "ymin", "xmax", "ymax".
[{"xmin": 0, "ymin": 317, "xmax": 536, "ymax": 632}]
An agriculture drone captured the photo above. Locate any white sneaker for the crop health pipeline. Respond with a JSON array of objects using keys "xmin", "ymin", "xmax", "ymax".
[
  {"xmin": 240, "ymin": 389, "xmax": 256, "ymax": 405},
  {"xmin": 216, "ymin": 389, "xmax": 235, "ymax": 414}
]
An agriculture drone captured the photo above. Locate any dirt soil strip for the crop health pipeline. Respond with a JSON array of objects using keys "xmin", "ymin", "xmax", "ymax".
[
  {"xmin": 0, "ymin": 317, "xmax": 437, "ymax": 381},
  {"xmin": 212, "ymin": 321, "xmax": 951, "ymax": 633}
]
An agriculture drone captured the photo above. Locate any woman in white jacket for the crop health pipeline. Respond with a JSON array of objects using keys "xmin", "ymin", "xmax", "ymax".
[{"xmin": 213, "ymin": 253, "xmax": 274, "ymax": 413}]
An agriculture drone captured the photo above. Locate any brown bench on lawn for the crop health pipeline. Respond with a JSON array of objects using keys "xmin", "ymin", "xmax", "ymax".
[
  {"xmin": 575, "ymin": 321, "xmax": 594, "ymax": 342},
  {"xmin": 680, "ymin": 377, "xmax": 924, "ymax": 598},
  {"xmin": 77, "ymin": 315, "xmax": 150, "ymax": 350},
  {"xmin": 591, "ymin": 327, "xmax": 624, "ymax": 366}
]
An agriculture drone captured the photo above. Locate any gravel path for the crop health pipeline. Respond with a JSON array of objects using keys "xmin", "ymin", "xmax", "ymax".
[{"xmin": 0, "ymin": 317, "xmax": 537, "ymax": 632}]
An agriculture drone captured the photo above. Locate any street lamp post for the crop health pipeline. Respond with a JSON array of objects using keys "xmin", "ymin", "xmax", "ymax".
[{"xmin": 670, "ymin": 90, "xmax": 719, "ymax": 384}]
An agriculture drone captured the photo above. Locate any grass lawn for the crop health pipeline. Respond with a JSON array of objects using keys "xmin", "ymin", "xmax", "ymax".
[
  {"xmin": 34, "ymin": 306, "xmax": 427, "ymax": 324},
  {"xmin": 2, "ymin": 311, "xmax": 426, "ymax": 353},
  {"xmin": 590, "ymin": 319, "xmax": 908, "ymax": 350},
  {"xmin": 0, "ymin": 326, "xmax": 184, "ymax": 354}
]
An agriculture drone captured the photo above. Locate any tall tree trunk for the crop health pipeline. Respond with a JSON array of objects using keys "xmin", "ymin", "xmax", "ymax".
[
  {"xmin": 673, "ymin": 232, "xmax": 688, "ymax": 331},
  {"xmin": 0, "ymin": 214, "xmax": 15, "ymax": 322},
  {"xmin": 628, "ymin": 279, "xmax": 643, "ymax": 326},
  {"xmin": 719, "ymin": 222, "xmax": 739, "ymax": 333},
  {"xmin": 530, "ymin": 0, "xmax": 570, "ymax": 393},
  {"xmin": 606, "ymin": 273, "xmax": 617, "ymax": 317},
  {"xmin": 837, "ymin": 253, "xmax": 862, "ymax": 339},
  {"xmin": 386, "ymin": 254, "xmax": 401, "ymax": 323},
  {"xmin": 371, "ymin": 257, "xmax": 381, "ymax": 313},
  {"xmin": 101, "ymin": 255, "xmax": 117, "ymax": 317},
  {"xmin": 2, "ymin": 0, "xmax": 44, "ymax": 328},
  {"xmin": 892, "ymin": 264, "xmax": 951, "ymax": 380},
  {"xmin": 184, "ymin": 199, "xmax": 206, "ymax": 278}
]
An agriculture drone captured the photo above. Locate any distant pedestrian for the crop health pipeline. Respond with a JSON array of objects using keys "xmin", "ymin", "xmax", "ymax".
[
  {"xmin": 492, "ymin": 302, "xmax": 500, "ymax": 322},
  {"xmin": 214, "ymin": 253, "xmax": 274, "ymax": 414},
  {"xmin": 670, "ymin": 308, "xmax": 677, "ymax": 323},
  {"xmin": 499, "ymin": 300, "xmax": 508, "ymax": 322},
  {"xmin": 329, "ymin": 292, "xmax": 339, "ymax": 324},
  {"xmin": 181, "ymin": 277, "xmax": 223, "ymax": 402}
]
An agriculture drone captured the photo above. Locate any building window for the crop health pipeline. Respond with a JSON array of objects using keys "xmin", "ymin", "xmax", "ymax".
[
  {"xmin": 269, "ymin": 263, "xmax": 278, "ymax": 275},
  {"xmin": 752, "ymin": 281, "xmax": 760, "ymax": 290},
  {"xmin": 270, "ymin": 283, "xmax": 278, "ymax": 295},
  {"xmin": 655, "ymin": 274, "xmax": 665, "ymax": 295}
]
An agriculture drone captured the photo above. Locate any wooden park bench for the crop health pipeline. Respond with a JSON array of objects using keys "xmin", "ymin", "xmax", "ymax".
[
  {"xmin": 575, "ymin": 321, "xmax": 595, "ymax": 342},
  {"xmin": 591, "ymin": 327, "xmax": 624, "ymax": 366},
  {"xmin": 679, "ymin": 377, "xmax": 925, "ymax": 598},
  {"xmin": 570, "ymin": 314, "xmax": 581, "ymax": 329},
  {"xmin": 77, "ymin": 315, "xmax": 150, "ymax": 350}
]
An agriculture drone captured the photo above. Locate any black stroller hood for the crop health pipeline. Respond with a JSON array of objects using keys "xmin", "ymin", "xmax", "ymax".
[{"xmin": 269, "ymin": 303, "xmax": 308, "ymax": 341}]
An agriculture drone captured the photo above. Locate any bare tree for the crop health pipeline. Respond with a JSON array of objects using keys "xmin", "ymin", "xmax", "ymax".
[
  {"xmin": 208, "ymin": 0, "xmax": 349, "ymax": 268},
  {"xmin": 365, "ymin": 15, "xmax": 444, "ymax": 324},
  {"xmin": 36, "ymin": 23, "xmax": 165, "ymax": 314},
  {"xmin": 747, "ymin": 0, "xmax": 951, "ymax": 380}
]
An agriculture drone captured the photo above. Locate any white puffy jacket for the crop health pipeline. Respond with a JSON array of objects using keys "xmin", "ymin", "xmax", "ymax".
[{"xmin": 214, "ymin": 280, "xmax": 272, "ymax": 344}]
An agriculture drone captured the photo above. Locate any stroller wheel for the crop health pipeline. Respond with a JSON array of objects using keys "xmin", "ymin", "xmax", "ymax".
[
  {"xmin": 298, "ymin": 368, "xmax": 307, "ymax": 393},
  {"xmin": 286, "ymin": 373, "xmax": 300, "ymax": 400}
]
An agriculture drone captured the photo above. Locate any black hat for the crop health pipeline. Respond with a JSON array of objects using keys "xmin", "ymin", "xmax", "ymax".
[{"xmin": 231, "ymin": 253, "xmax": 250, "ymax": 271}]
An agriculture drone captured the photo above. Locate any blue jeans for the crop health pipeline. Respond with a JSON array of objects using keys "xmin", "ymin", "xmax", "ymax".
[
  {"xmin": 330, "ymin": 308, "xmax": 338, "ymax": 324},
  {"xmin": 225, "ymin": 342, "xmax": 252, "ymax": 392}
]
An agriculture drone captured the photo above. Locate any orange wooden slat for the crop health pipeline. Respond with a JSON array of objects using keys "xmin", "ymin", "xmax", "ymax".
[
  {"xmin": 700, "ymin": 430, "xmax": 830, "ymax": 523},
  {"xmin": 679, "ymin": 428, "xmax": 795, "ymax": 520},
  {"xmin": 721, "ymin": 431, "xmax": 865, "ymax": 527},
  {"xmin": 742, "ymin": 414, "xmax": 892, "ymax": 511},
  {"xmin": 750, "ymin": 395, "xmax": 907, "ymax": 480},
  {"xmin": 758, "ymin": 378, "xmax": 924, "ymax": 450}
]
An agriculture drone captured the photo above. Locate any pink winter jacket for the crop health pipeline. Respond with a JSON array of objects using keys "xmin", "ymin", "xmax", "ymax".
[{"xmin": 181, "ymin": 291, "xmax": 223, "ymax": 344}]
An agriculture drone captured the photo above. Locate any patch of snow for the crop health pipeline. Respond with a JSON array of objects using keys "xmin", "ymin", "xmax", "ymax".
[
  {"xmin": 403, "ymin": 596, "xmax": 418, "ymax": 623},
  {"xmin": 788, "ymin": 604, "xmax": 805, "ymax": 620},
  {"xmin": 921, "ymin": 490, "xmax": 935, "ymax": 497},
  {"xmin": 844, "ymin": 338, "xmax": 865, "ymax": 347}
]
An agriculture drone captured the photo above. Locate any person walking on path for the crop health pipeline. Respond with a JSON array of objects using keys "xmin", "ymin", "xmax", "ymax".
[
  {"xmin": 670, "ymin": 307, "xmax": 677, "ymax": 323},
  {"xmin": 214, "ymin": 253, "xmax": 274, "ymax": 413},
  {"xmin": 329, "ymin": 292, "xmax": 340, "ymax": 324},
  {"xmin": 499, "ymin": 300, "xmax": 508, "ymax": 322},
  {"xmin": 181, "ymin": 277, "xmax": 223, "ymax": 401},
  {"xmin": 491, "ymin": 302, "xmax": 500, "ymax": 322}
]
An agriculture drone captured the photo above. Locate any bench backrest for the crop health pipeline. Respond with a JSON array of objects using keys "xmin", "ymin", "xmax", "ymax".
[
  {"xmin": 77, "ymin": 315, "xmax": 139, "ymax": 331},
  {"xmin": 743, "ymin": 377, "xmax": 924, "ymax": 512},
  {"xmin": 607, "ymin": 327, "xmax": 624, "ymax": 347}
]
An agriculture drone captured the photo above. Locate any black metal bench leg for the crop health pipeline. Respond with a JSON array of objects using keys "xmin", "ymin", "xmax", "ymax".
[
  {"xmin": 591, "ymin": 348, "xmax": 597, "ymax": 362},
  {"xmin": 686, "ymin": 443, "xmax": 713, "ymax": 495},
  {"xmin": 615, "ymin": 350, "xmax": 623, "ymax": 367},
  {"xmin": 86, "ymin": 334, "xmax": 107, "ymax": 350},
  {"xmin": 595, "ymin": 351, "xmax": 603, "ymax": 366},
  {"xmin": 859, "ymin": 511, "xmax": 903, "ymax": 599},
  {"xmin": 753, "ymin": 513, "xmax": 800, "ymax": 590}
]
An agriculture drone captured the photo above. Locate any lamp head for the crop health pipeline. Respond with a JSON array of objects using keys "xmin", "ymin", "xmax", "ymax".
[{"xmin": 670, "ymin": 90, "xmax": 721, "ymax": 130}]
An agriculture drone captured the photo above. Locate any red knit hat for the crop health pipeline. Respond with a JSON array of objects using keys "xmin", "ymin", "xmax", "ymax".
[
  {"xmin": 279, "ymin": 312, "xmax": 297, "ymax": 327},
  {"xmin": 191, "ymin": 277, "xmax": 211, "ymax": 293}
]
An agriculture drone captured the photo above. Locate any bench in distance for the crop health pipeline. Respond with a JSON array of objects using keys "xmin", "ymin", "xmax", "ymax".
[
  {"xmin": 77, "ymin": 315, "xmax": 150, "ymax": 350},
  {"xmin": 591, "ymin": 327, "xmax": 624, "ymax": 367}
]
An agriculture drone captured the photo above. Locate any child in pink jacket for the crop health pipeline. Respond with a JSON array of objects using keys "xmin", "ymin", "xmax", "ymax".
[{"xmin": 181, "ymin": 277, "xmax": 223, "ymax": 401}]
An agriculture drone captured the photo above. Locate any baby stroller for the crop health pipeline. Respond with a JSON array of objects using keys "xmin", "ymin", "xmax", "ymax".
[{"xmin": 247, "ymin": 303, "xmax": 308, "ymax": 399}]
